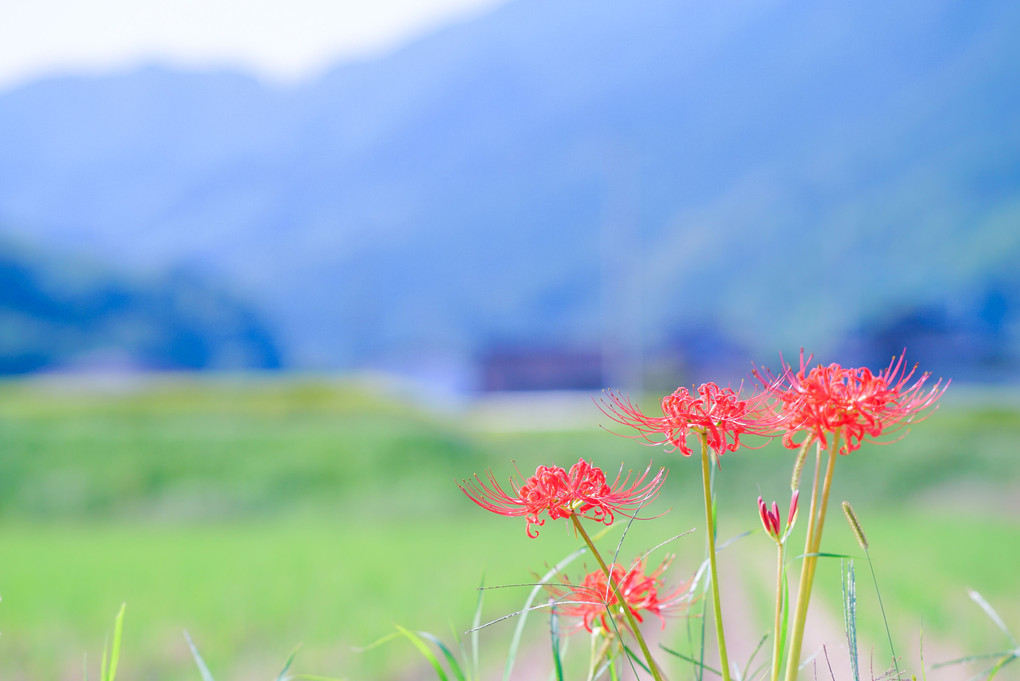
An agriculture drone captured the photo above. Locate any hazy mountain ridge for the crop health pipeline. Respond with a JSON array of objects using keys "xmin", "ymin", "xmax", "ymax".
[{"xmin": 0, "ymin": 0, "xmax": 1018, "ymax": 375}]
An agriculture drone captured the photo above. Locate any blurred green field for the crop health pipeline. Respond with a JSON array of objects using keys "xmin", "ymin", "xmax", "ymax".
[{"xmin": 0, "ymin": 377, "xmax": 1017, "ymax": 680}]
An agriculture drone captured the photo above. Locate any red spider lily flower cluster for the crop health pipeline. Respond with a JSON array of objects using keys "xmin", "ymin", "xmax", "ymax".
[
  {"xmin": 758, "ymin": 490, "xmax": 799, "ymax": 544},
  {"xmin": 548, "ymin": 557, "xmax": 690, "ymax": 634},
  {"xmin": 773, "ymin": 351, "xmax": 947, "ymax": 456},
  {"xmin": 459, "ymin": 458, "xmax": 666, "ymax": 537},
  {"xmin": 600, "ymin": 382, "xmax": 783, "ymax": 458}
]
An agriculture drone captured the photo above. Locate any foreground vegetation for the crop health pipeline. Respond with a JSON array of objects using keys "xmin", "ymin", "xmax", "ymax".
[{"xmin": 0, "ymin": 377, "xmax": 1017, "ymax": 679}]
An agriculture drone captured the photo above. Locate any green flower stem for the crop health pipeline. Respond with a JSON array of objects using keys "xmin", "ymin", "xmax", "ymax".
[
  {"xmin": 770, "ymin": 542, "xmax": 785, "ymax": 681},
  {"xmin": 570, "ymin": 514, "xmax": 666, "ymax": 681},
  {"xmin": 805, "ymin": 435, "xmax": 839, "ymax": 596},
  {"xmin": 783, "ymin": 433, "xmax": 841, "ymax": 681},
  {"xmin": 782, "ymin": 445, "xmax": 821, "ymax": 681},
  {"xmin": 700, "ymin": 434, "xmax": 731, "ymax": 681}
]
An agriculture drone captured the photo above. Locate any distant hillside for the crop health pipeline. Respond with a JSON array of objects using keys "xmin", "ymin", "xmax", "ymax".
[
  {"xmin": 0, "ymin": 0, "xmax": 1018, "ymax": 376},
  {"xmin": 0, "ymin": 236, "xmax": 281, "ymax": 373}
]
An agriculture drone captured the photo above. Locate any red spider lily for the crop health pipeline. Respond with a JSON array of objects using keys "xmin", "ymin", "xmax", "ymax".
[
  {"xmin": 758, "ymin": 490, "xmax": 798, "ymax": 543},
  {"xmin": 459, "ymin": 458, "xmax": 666, "ymax": 537},
  {"xmin": 774, "ymin": 351, "xmax": 947, "ymax": 455},
  {"xmin": 548, "ymin": 557, "xmax": 690, "ymax": 634},
  {"xmin": 600, "ymin": 382, "xmax": 783, "ymax": 458}
]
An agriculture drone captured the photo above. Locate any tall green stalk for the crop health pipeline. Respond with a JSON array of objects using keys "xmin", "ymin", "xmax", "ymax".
[
  {"xmin": 843, "ymin": 501, "xmax": 900, "ymax": 679},
  {"xmin": 770, "ymin": 543, "xmax": 785, "ymax": 681},
  {"xmin": 570, "ymin": 515, "xmax": 666, "ymax": 681},
  {"xmin": 783, "ymin": 433, "xmax": 841, "ymax": 681},
  {"xmin": 700, "ymin": 434, "xmax": 731, "ymax": 681}
]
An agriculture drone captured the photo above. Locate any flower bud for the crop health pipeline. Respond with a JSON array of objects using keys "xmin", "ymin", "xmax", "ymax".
[
  {"xmin": 787, "ymin": 489, "xmax": 800, "ymax": 529},
  {"xmin": 758, "ymin": 496, "xmax": 781, "ymax": 540}
]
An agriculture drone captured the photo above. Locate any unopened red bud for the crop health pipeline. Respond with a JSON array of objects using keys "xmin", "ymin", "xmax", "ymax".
[
  {"xmin": 788, "ymin": 490, "xmax": 800, "ymax": 529},
  {"xmin": 758, "ymin": 496, "xmax": 781, "ymax": 539},
  {"xmin": 758, "ymin": 498, "xmax": 773, "ymax": 537}
]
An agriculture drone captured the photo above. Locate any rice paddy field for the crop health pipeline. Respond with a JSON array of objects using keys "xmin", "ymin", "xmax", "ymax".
[{"xmin": 0, "ymin": 377, "xmax": 1017, "ymax": 680}]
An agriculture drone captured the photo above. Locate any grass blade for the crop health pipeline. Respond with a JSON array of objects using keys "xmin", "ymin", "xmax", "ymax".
[
  {"xmin": 919, "ymin": 624, "xmax": 928, "ymax": 681},
  {"xmin": 551, "ymin": 603, "xmax": 565, "ymax": 681},
  {"xmin": 415, "ymin": 630, "xmax": 467, "ymax": 681},
  {"xmin": 677, "ymin": 528, "xmax": 750, "ymax": 681},
  {"xmin": 394, "ymin": 625, "xmax": 449, "ymax": 681},
  {"xmin": 986, "ymin": 653, "xmax": 1018, "ymax": 681},
  {"xmin": 791, "ymin": 552, "xmax": 855, "ymax": 561},
  {"xmin": 682, "ymin": 552, "xmax": 713, "ymax": 681},
  {"xmin": 842, "ymin": 560, "xmax": 860, "ymax": 681},
  {"xmin": 590, "ymin": 658, "xmax": 613, "ymax": 681},
  {"xmin": 107, "ymin": 603, "xmax": 126, "ymax": 681},
  {"xmin": 716, "ymin": 529, "xmax": 754, "ymax": 552},
  {"xmin": 659, "ymin": 645, "xmax": 722, "ymax": 677},
  {"xmin": 933, "ymin": 652, "xmax": 1012, "ymax": 668},
  {"xmin": 99, "ymin": 635, "xmax": 108, "ymax": 681},
  {"xmin": 987, "ymin": 652, "xmax": 1020, "ymax": 676},
  {"xmin": 183, "ymin": 630, "xmax": 217, "ymax": 681},
  {"xmin": 740, "ymin": 632, "xmax": 769, "ymax": 681},
  {"xmin": 622, "ymin": 644, "xmax": 653, "ymax": 676},
  {"xmin": 353, "ymin": 632, "xmax": 400, "ymax": 652},
  {"xmin": 502, "ymin": 546, "xmax": 585, "ymax": 681},
  {"xmin": 471, "ymin": 574, "xmax": 484, "ymax": 681},
  {"xmin": 275, "ymin": 645, "xmax": 301, "ymax": 681},
  {"xmin": 969, "ymin": 590, "xmax": 1018, "ymax": 648},
  {"xmin": 864, "ymin": 550, "xmax": 899, "ymax": 679}
]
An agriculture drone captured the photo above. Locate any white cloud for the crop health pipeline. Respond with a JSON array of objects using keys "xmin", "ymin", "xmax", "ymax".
[{"xmin": 0, "ymin": 0, "xmax": 505, "ymax": 91}]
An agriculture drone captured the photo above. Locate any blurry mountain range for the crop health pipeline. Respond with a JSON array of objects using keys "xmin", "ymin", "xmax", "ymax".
[{"xmin": 1, "ymin": 0, "xmax": 1019, "ymax": 383}]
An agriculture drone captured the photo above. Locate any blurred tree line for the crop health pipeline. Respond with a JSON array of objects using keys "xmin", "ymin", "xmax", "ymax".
[{"xmin": 0, "ymin": 236, "xmax": 281, "ymax": 373}]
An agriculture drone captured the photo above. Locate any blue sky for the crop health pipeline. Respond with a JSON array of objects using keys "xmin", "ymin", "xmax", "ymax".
[{"xmin": 0, "ymin": 0, "xmax": 506, "ymax": 92}]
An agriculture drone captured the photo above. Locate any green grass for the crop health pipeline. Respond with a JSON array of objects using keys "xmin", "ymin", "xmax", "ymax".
[
  {"xmin": 0, "ymin": 517, "xmax": 690, "ymax": 680},
  {"xmin": 0, "ymin": 377, "xmax": 489, "ymax": 521},
  {"xmin": 808, "ymin": 509, "xmax": 1020, "ymax": 674},
  {"xmin": 0, "ymin": 377, "xmax": 1017, "ymax": 679}
]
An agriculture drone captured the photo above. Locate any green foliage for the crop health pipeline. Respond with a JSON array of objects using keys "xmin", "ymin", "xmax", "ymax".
[
  {"xmin": 0, "ymin": 380, "xmax": 1017, "ymax": 679},
  {"xmin": 98, "ymin": 603, "xmax": 125, "ymax": 681},
  {"xmin": 370, "ymin": 627, "xmax": 460, "ymax": 681},
  {"xmin": 3, "ymin": 381, "xmax": 1019, "ymax": 524},
  {"xmin": 184, "ymin": 630, "xmax": 309, "ymax": 681},
  {"xmin": 0, "ymin": 518, "xmax": 570, "ymax": 680},
  {"xmin": 0, "ymin": 379, "xmax": 478, "ymax": 520}
]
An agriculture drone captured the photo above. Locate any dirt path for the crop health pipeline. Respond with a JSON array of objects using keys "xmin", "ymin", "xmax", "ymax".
[{"xmin": 733, "ymin": 551, "xmax": 976, "ymax": 681}]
